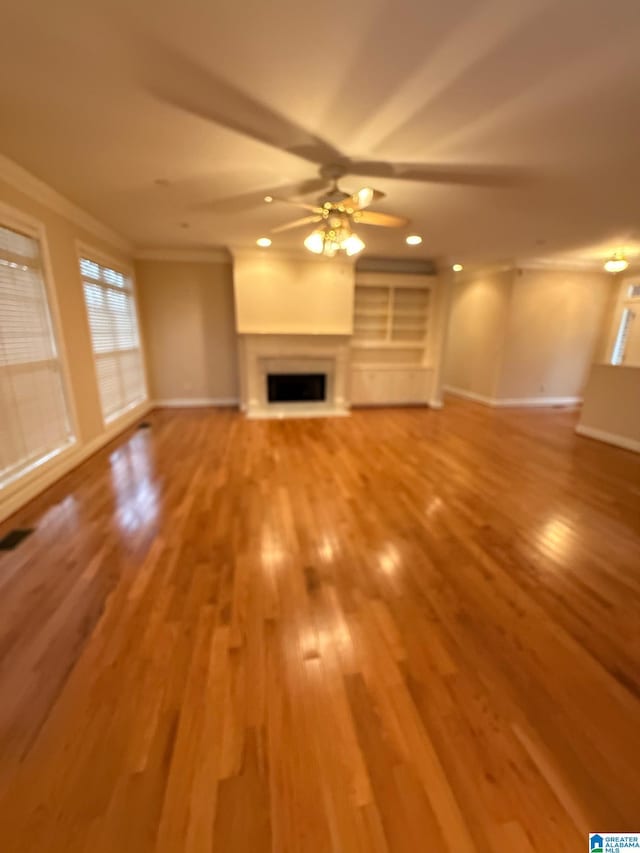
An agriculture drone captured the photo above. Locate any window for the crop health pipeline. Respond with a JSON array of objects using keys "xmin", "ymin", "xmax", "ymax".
[
  {"xmin": 0, "ymin": 224, "xmax": 74, "ymax": 488},
  {"xmin": 628, "ymin": 283, "xmax": 640, "ymax": 300},
  {"xmin": 611, "ymin": 307, "xmax": 634, "ymax": 365},
  {"xmin": 80, "ymin": 255, "xmax": 146, "ymax": 422}
]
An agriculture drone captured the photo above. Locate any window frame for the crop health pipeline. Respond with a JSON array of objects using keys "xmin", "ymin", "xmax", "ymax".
[
  {"xmin": 0, "ymin": 200, "xmax": 79, "ymax": 493},
  {"xmin": 627, "ymin": 282, "xmax": 640, "ymax": 301},
  {"xmin": 76, "ymin": 241, "xmax": 148, "ymax": 425},
  {"xmin": 611, "ymin": 307, "xmax": 634, "ymax": 366}
]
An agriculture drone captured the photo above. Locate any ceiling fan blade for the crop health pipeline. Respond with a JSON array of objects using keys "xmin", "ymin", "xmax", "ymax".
[
  {"xmin": 346, "ymin": 160, "xmax": 532, "ymax": 188},
  {"xmin": 271, "ymin": 197, "xmax": 324, "ymax": 213},
  {"xmin": 137, "ymin": 39, "xmax": 344, "ymax": 167},
  {"xmin": 355, "ymin": 210, "xmax": 409, "ymax": 228},
  {"xmin": 339, "ymin": 187, "xmax": 386, "ymax": 211},
  {"xmin": 272, "ymin": 215, "xmax": 323, "ymax": 234},
  {"xmin": 194, "ymin": 178, "xmax": 329, "ymax": 214}
]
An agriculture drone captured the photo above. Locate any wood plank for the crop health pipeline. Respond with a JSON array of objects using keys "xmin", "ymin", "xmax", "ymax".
[{"xmin": 0, "ymin": 398, "xmax": 638, "ymax": 851}]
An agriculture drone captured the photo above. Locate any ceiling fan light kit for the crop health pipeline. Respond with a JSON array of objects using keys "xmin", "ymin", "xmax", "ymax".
[{"xmin": 303, "ymin": 224, "xmax": 365, "ymax": 257}]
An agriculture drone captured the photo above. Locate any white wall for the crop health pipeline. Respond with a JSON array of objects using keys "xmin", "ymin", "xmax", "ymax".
[
  {"xmin": 233, "ymin": 250, "xmax": 355, "ymax": 335},
  {"xmin": 136, "ymin": 258, "xmax": 238, "ymax": 403},
  {"xmin": 577, "ymin": 365, "xmax": 640, "ymax": 452},
  {"xmin": 445, "ymin": 265, "xmax": 615, "ymax": 405},
  {"xmin": 497, "ymin": 268, "xmax": 613, "ymax": 401},
  {"xmin": 444, "ymin": 268, "xmax": 513, "ymax": 400}
]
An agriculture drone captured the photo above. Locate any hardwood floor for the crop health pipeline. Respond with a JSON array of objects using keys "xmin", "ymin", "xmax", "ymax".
[{"xmin": 0, "ymin": 398, "xmax": 638, "ymax": 852}]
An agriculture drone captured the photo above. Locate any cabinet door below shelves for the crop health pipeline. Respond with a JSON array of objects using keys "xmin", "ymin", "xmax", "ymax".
[
  {"xmin": 350, "ymin": 370, "xmax": 386, "ymax": 405},
  {"xmin": 351, "ymin": 369, "xmax": 431, "ymax": 405}
]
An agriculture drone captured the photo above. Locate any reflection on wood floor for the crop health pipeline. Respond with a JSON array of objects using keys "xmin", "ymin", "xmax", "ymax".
[{"xmin": 0, "ymin": 397, "xmax": 638, "ymax": 852}]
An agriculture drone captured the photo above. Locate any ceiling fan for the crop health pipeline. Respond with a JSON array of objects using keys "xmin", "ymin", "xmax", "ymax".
[
  {"xmin": 137, "ymin": 40, "xmax": 536, "ymax": 254},
  {"xmin": 269, "ymin": 164, "xmax": 408, "ymax": 256}
]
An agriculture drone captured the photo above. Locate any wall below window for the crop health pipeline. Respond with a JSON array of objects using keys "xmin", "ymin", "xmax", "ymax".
[
  {"xmin": 577, "ymin": 365, "xmax": 640, "ymax": 452},
  {"xmin": 136, "ymin": 257, "xmax": 239, "ymax": 405},
  {"xmin": 0, "ymin": 160, "xmax": 148, "ymax": 523}
]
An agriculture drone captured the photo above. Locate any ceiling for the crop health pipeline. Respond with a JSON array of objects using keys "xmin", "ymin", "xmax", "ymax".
[{"xmin": 3, "ymin": 0, "xmax": 640, "ymax": 265}]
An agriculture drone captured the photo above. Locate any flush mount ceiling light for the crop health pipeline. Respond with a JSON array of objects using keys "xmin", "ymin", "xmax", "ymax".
[
  {"xmin": 452, "ymin": 263, "xmax": 464, "ymax": 272},
  {"xmin": 406, "ymin": 235, "xmax": 422, "ymax": 246},
  {"xmin": 604, "ymin": 252, "xmax": 629, "ymax": 273},
  {"xmin": 256, "ymin": 237, "xmax": 272, "ymax": 247}
]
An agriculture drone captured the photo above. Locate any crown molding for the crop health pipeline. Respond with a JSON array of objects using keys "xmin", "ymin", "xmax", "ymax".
[
  {"xmin": 135, "ymin": 248, "xmax": 231, "ymax": 263},
  {"xmin": 0, "ymin": 153, "xmax": 131, "ymax": 253},
  {"xmin": 516, "ymin": 256, "xmax": 605, "ymax": 272}
]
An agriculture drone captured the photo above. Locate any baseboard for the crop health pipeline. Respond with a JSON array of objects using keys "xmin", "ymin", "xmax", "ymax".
[
  {"xmin": 445, "ymin": 386, "xmax": 582, "ymax": 408},
  {"xmin": 494, "ymin": 396, "xmax": 582, "ymax": 408},
  {"xmin": 575, "ymin": 424, "xmax": 640, "ymax": 453},
  {"xmin": 153, "ymin": 397, "xmax": 239, "ymax": 408},
  {"xmin": 0, "ymin": 400, "xmax": 153, "ymax": 524},
  {"xmin": 444, "ymin": 386, "xmax": 496, "ymax": 406},
  {"xmin": 246, "ymin": 406, "xmax": 350, "ymax": 420}
]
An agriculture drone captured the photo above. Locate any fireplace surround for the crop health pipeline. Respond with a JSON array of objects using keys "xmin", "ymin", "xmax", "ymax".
[{"xmin": 237, "ymin": 334, "xmax": 350, "ymax": 418}]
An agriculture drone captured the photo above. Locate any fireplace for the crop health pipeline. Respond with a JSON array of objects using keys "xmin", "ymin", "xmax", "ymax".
[
  {"xmin": 237, "ymin": 334, "xmax": 350, "ymax": 418},
  {"xmin": 267, "ymin": 373, "xmax": 326, "ymax": 403}
]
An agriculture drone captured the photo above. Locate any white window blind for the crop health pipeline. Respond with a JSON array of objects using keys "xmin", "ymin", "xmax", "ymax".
[
  {"xmin": 80, "ymin": 257, "xmax": 146, "ymax": 422},
  {"xmin": 611, "ymin": 308, "xmax": 634, "ymax": 366},
  {"xmin": 0, "ymin": 224, "xmax": 74, "ymax": 488}
]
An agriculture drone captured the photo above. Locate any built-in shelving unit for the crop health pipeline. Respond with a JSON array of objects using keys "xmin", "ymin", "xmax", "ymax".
[
  {"xmin": 350, "ymin": 272, "xmax": 435, "ymax": 406},
  {"xmin": 353, "ymin": 281, "xmax": 429, "ymax": 347}
]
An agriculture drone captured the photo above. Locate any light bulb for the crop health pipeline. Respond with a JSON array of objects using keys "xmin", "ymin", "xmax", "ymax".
[
  {"xmin": 343, "ymin": 233, "xmax": 365, "ymax": 256},
  {"xmin": 452, "ymin": 263, "xmax": 463, "ymax": 272},
  {"xmin": 354, "ymin": 188, "xmax": 374, "ymax": 208},
  {"xmin": 256, "ymin": 237, "xmax": 272, "ymax": 247},
  {"xmin": 323, "ymin": 232, "xmax": 341, "ymax": 256},
  {"xmin": 406, "ymin": 235, "xmax": 422, "ymax": 246},
  {"xmin": 304, "ymin": 230, "xmax": 325, "ymax": 254}
]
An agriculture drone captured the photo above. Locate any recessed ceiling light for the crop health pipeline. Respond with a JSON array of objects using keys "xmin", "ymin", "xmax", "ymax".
[
  {"xmin": 452, "ymin": 263, "xmax": 463, "ymax": 272},
  {"xmin": 264, "ymin": 195, "xmax": 273, "ymax": 203},
  {"xmin": 256, "ymin": 237, "xmax": 272, "ymax": 247},
  {"xmin": 406, "ymin": 235, "xmax": 422, "ymax": 246},
  {"xmin": 179, "ymin": 222, "xmax": 190, "ymax": 229}
]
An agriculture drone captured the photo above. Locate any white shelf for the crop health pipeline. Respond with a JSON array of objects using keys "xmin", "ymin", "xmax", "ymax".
[
  {"xmin": 354, "ymin": 309, "xmax": 388, "ymax": 318},
  {"xmin": 353, "ymin": 281, "xmax": 430, "ymax": 348},
  {"xmin": 352, "ymin": 363, "xmax": 433, "ymax": 371},
  {"xmin": 351, "ymin": 340, "xmax": 426, "ymax": 350}
]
